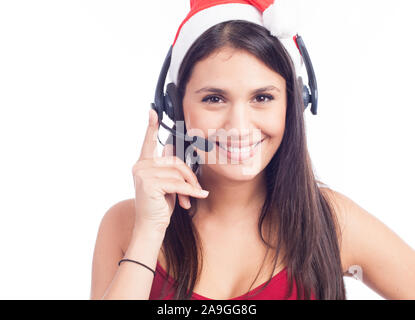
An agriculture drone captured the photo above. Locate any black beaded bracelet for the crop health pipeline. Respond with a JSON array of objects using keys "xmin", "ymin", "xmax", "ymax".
[{"xmin": 118, "ymin": 258, "xmax": 156, "ymax": 277}]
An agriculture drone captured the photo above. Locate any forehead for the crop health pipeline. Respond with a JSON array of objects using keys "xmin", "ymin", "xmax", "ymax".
[{"xmin": 187, "ymin": 47, "xmax": 285, "ymax": 89}]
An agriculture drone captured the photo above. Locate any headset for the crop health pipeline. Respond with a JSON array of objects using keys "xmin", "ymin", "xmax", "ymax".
[{"xmin": 150, "ymin": 33, "xmax": 318, "ymax": 155}]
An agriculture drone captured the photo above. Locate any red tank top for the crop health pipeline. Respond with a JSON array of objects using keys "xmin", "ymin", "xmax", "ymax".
[{"xmin": 149, "ymin": 260, "xmax": 316, "ymax": 300}]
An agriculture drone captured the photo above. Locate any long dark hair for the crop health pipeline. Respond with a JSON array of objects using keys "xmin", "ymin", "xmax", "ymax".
[{"xmin": 159, "ymin": 20, "xmax": 346, "ymax": 300}]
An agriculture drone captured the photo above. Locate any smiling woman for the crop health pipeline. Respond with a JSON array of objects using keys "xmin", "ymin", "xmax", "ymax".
[
  {"xmin": 90, "ymin": 0, "xmax": 415, "ymax": 301},
  {"xmin": 152, "ymin": 19, "xmax": 345, "ymax": 300}
]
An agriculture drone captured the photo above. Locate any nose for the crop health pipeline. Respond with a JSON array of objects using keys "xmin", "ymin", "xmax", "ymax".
[{"xmin": 224, "ymin": 101, "xmax": 254, "ymax": 136}]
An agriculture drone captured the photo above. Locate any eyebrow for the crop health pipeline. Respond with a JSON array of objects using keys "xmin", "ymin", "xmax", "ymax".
[{"xmin": 194, "ymin": 85, "xmax": 281, "ymax": 95}]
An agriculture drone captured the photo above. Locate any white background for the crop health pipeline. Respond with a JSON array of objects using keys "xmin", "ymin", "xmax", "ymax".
[{"xmin": 0, "ymin": 0, "xmax": 414, "ymax": 299}]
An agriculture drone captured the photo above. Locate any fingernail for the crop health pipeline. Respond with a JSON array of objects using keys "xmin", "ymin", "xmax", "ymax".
[{"xmin": 199, "ymin": 189, "xmax": 209, "ymax": 197}]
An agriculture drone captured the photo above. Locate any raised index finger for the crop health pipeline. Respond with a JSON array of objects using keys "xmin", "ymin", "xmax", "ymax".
[
  {"xmin": 139, "ymin": 108, "xmax": 160, "ymax": 160},
  {"xmin": 162, "ymin": 133, "xmax": 175, "ymax": 158}
]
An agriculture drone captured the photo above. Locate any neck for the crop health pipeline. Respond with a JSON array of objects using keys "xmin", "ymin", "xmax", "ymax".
[{"xmin": 194, "ymin": 164, "xmax": 267, "ymax": 227}]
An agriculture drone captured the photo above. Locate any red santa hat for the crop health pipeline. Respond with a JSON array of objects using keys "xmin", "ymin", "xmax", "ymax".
[{"xmin": 168, "ymin": 0, "xmax": 304, "ymax": 85}]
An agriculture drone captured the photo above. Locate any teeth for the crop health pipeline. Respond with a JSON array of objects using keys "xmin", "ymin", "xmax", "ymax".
[
  {"xmin": 228, "ymin": 146, "xmax": 252, "ymax": 153},
  {"xmin": 219, "ymin": 141, "xmax": 261, "ymax": 153}
]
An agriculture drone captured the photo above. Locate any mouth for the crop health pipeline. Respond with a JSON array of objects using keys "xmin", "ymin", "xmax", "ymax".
[
  {"xmin": 215, "ymin": 137, "xmax": 266, "ymax": 161},
  {"xmin": 215, "ymin": 137, "xmax": 265, "ymax": 151}
]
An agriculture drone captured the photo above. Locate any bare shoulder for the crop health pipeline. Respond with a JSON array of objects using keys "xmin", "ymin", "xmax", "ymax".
[
  {"xmin": 90, "ymin": 198, "xmax": 137, "ymax": 299},
  {"xmin": 102, "ymin": 198, "xmax": 136, "ymax": 254},
  {"xmin": 318, "ymin": 187, "xmax": 355, "ymax": 276},
  {"xmin": 318, "ymin": 187, "xmax": 350, "ymax": 233},
  {"xmin": 319, "ymin": 187, "xmax": 415, "ymax": 298}
]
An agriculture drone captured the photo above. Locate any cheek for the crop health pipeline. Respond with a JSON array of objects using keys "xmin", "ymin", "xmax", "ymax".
[
  {"xmin": 184, "ymin": 110, "xmax": 215, "ymax": 139},
  {"xmin": 258, "ymin": 110, "xmax": 286, "ymax": 162},
  {"xmin": 261, "ymin": 108, "xmax": 286, "ymax": 140}
]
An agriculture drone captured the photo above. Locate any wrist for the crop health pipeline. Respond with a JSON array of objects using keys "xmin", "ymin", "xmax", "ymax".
[
  {"xmin": 132, "ymin": 222, "xmax": 166, "ymax": 242},
  {"xmin": 124, "ymin": 224, "xmax": 166, "ymax": 268},
  {"xmin": 134, "ymin": 217, "xmax": 168, "ymax": 237}
]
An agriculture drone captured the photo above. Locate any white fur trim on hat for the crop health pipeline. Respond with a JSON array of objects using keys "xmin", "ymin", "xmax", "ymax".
[
  {"xmin": 168, "ymin": 3, "xmax": 264, "ymax": 85},
  {"xmin": 280, "ymin": 37, "xmax": 303, "ymax": 77},
  {"xmin": 169, "ymin": 1, "xmax": 305, "ymax": 85}
]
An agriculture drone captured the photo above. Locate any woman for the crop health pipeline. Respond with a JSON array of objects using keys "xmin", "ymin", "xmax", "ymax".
[{"xmin": 90, "ymin": 1, "xmax": 415, "ymax": 300}]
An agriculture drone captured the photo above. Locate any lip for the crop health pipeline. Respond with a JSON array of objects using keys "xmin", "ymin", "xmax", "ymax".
[
  {"xmin": 216, "ymin": 138, "xmax": 265, "ymax": 149},
  {"xmin": 216, "ymin": 138, "xmax": 265, "ymax": 162}
]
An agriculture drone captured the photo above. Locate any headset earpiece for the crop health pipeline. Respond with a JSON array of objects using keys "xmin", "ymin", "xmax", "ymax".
[
  {"xmin": 165, "ymin": 82, "xmax": 183, "ymax": 122},
  {"xmin": 298, "ymin": 76, "xmax": 311, "ymax": 110}
]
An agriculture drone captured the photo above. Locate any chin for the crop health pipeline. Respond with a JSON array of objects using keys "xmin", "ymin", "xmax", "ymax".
[{"xmin": 213, "ymin": 164, "xmax": 263, "ymax": 181}]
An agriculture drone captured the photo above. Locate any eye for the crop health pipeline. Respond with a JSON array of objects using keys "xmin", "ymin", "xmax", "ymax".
[
  {"xmin": 254, "ymin": 94, "xmax": 274, "ymax": 103},
  {"xmin": 201, "ymin": 95, "xmax": 224, "ymax": 104},
  {"xmin": 201, "ymin": 94, "xmax": 274, "ymax": 104}
]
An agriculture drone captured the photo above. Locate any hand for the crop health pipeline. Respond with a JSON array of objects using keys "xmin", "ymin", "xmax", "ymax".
[{"xmin": 131, "ymin": 108, "xmax": 209, "ymax": 233}]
